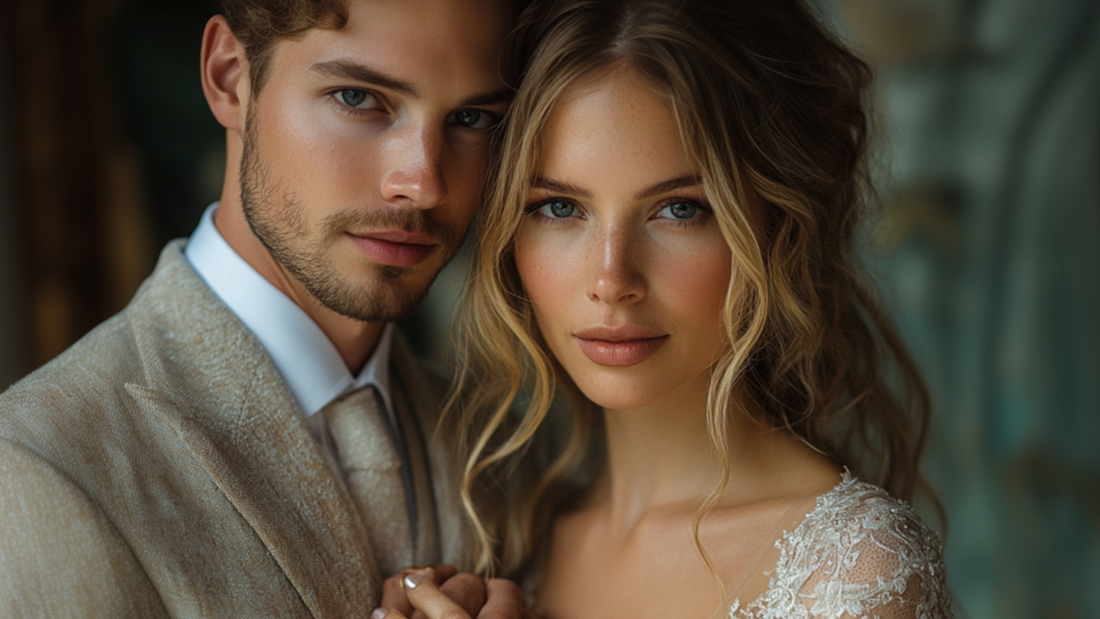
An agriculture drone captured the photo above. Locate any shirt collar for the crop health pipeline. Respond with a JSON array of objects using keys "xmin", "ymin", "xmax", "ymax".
[{"xmin": 184, "ymin": 203, "xmax": 395, "ymax": 418}]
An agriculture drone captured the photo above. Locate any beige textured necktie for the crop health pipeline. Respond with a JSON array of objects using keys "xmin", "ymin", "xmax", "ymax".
[{"xmin": 322, "ymin": 386, "xmax": 413, "ymax": 578}]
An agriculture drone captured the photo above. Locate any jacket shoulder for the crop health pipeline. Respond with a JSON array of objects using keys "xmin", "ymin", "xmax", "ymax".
[
  {"xmin": 0, "ymin": 437, "xmax": 168, "ymax": 616},
  {"xmin": 0, "ymin": 307, "xmax": 145, "ymax": 442},
  {"xmin": 0, "ymin": 238, "xmax": 220, "ymax": 451}
]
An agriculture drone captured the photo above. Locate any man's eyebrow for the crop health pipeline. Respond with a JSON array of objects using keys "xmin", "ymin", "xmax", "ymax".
[
  {"xmin": 309, "ymin": 61, "xmax": 419, "ymax": 97},
  {"xmin": 530, "ymin": 177, "xmax": 592, "ymax": 198},
  {"xmin": 461, "ymin": 89, "xmax": 514, "ymax": 108},
  {"xmin": 635, "ymin": 175, "xmax": 703, "ymax": 200}
]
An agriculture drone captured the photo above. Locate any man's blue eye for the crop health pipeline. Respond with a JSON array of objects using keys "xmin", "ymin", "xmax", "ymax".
[
  {"xmin": 452, "ymin": 110, "xmax": 497, "ymax": 130},
  {"xmin": 539, "ymin": 200, "xmax": 576, "ymax": 218},
  {"xmin": 336, "ymin": 89, "xmax": 375, "ymax": 108}
]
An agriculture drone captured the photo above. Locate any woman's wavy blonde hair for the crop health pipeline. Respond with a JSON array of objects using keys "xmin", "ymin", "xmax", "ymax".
[{"xmin": 444, "ymin": 0, "xmax": 934, "ymax": 578}]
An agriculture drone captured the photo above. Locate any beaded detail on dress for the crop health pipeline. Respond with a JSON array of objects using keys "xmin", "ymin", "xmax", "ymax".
[{"xmin": 729, "ymin": 472, "xmax": 953, "ymax": 619}]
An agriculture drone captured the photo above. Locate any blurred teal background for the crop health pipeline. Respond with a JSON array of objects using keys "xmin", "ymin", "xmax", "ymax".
[
  {"xmin": 835, "ymin": 1, "xmax": 1100, "ymax": 616},
  {"xmin": 0, "ymin": 1, "xmax": 1097, "ymax": 616}
]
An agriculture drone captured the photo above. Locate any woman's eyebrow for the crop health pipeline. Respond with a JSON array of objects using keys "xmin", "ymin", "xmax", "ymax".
[
  {"xmin": 530, "ymin": 174, "xmax": 701, "ymax": 199},
  {"xmin": 635, "ymin": 175, "xmax": 702, "ymax": 200},
  {"xmin": 531, "ymin": 177, "xmax": 591, "ymax": 197}
]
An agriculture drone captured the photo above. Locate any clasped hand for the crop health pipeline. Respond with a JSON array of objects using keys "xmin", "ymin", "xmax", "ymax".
[{"xmin": 373, "ymin": 565, "xmax": 539, "ymax": 619}]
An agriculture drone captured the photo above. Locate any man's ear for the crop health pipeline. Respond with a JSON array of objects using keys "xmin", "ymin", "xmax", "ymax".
[{"xmin": 201, "ymin": 15, "xmax": 248, "ymax": 130}]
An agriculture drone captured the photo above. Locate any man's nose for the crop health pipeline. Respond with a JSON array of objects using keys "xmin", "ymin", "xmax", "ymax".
[
  {"xmin": 379, "ymin": 123, "xmax": 447, "ymax": 209},
  {"xmin": 586, "ymin": 227, "xmax": 646, "ymax": 305}
]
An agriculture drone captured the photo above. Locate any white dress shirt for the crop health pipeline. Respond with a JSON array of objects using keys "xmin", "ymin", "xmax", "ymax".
[{"xmin": 184, "ymin": 203, "xmax": 400, "ymax": 482}]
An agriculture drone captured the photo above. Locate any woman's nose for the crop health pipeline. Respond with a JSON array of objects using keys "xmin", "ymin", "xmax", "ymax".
[{"xmin": 585, "ymin": 228, "xmax": 646, "ymax": 305}]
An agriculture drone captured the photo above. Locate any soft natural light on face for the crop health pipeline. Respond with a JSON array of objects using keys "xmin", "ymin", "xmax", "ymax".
[{"xmin": 514, "ymin": 69, "xmax": 732, "ymax": 413}]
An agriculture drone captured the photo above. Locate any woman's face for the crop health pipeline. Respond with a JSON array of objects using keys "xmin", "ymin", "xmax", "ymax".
[{"xmin": 514, "ymin": 69, "xmax": 732, "ymax": 411}]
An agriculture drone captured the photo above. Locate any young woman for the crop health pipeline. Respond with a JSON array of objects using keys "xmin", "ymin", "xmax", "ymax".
[{"xmin": 381, "ymin": 0, "xmax": 953, "ymax": 617}]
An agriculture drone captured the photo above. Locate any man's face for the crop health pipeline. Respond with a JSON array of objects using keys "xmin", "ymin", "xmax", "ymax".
[{"xmin": 240, "ymin": 0, "xmax": 514, "ymax": 322}]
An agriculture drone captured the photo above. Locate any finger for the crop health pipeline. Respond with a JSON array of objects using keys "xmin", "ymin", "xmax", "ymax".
[
  {"xmin": 380, "ymin": 573, "xmax": 415, "ymax": 617},
  {"xmin": 373, "ymin": 608, "xmax": 409, "ymax": 619},
  {"xmin": 411, "ymin": 571, "xmax": 484, "ymax": 619},
  {"xmin": 433, "ymin": 564, "xmax": 458, "ymax": 584},
  {"xmin": 383, "ymin": 566, "xmax": 443, "ymax": 617},
  {"xmin": 440, "ymin": 573, "xmax": 488, "ymax": 615},
  {"xmin": 404, "ymin": 570, "xmax": 473, "ymax": 619},
  {"xmin": 476, "ymin": 578, "xmax": 525, "ymax": 619}
]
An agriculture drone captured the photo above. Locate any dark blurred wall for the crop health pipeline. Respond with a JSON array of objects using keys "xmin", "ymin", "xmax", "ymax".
[
  {"xmin": 3, "ymin": 0, "xmax": 158, "ymax": 373},
  {"xmin": 0, "ymin": 0, "xmax": 224, "ymax": 378},
  {"xmin": 111, "ymin": 0, "xmax": 225, "ymax": 247},
  {"xmin": 0, "ymin": 12, "xmax": 25, "ymax": 391}
]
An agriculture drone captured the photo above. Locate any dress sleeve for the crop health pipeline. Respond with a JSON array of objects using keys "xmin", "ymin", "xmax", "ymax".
[
  {"xmin": 794, "ymin": 497, "xmax": 953, "ymax": 619},
  {"xmin": 732, "ymin": 479, "xmax": 954, "ymax": 619}
]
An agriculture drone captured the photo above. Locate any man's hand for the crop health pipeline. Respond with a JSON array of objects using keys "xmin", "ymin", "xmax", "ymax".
[{"xmin": 376, "ymin": 566, "xmax": 537, "ymax": 619}]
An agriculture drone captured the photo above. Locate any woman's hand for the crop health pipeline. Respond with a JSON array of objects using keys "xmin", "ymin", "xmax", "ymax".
[
  {"xmin": 378, "ymin": 565, "xmax": 480, "ymax": 618},
  {"xmin": 374, "ymin": 567, "xmax": 537, "ymax": 619}
]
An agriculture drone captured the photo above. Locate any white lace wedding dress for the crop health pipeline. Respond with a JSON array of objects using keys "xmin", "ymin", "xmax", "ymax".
[{"xmin": 728, "ymin": 472, "xmax": 953, "ymax": 619}]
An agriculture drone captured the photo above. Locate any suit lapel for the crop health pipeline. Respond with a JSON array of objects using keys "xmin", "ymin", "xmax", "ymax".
[
  {"xmin": 391, "ymin": 383, "xmax": 440, "ymax": 565},
  {"xmin": 126, "ymin": 243, "xmax": 382, "ymax": 616},
  {"xmin": 389, "ymin": 336, "xmax": 469, "ymax": 568}
]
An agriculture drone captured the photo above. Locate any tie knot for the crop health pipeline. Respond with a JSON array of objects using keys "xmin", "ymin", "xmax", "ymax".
[{"xmin": 322, "ymin": 387, "xmax": 400, "ymax": 472}]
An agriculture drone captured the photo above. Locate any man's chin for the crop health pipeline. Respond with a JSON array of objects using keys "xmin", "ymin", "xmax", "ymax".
[{"xmin": 305, "ymin": 277, "xmax": 431, "ymax": 324}]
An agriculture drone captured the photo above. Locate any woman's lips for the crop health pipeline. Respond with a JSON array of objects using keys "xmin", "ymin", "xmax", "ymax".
[
  {"xmin": 574, "ymin": 326, "xmax": 668, "ymax": 367},
  {"xmin": 347, "ymin": 231, "xmax": 437, "ymax": 267}
]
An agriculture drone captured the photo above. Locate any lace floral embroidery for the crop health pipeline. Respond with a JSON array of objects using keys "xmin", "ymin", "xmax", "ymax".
[{"xmin": 730, "ymin": 473, "xmax": 953, "ymax": 619}]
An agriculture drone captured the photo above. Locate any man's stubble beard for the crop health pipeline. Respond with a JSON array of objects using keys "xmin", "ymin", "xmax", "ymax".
[{"xmin": 238, "ymin": 108, "xmax": 461, "ymax": 323}]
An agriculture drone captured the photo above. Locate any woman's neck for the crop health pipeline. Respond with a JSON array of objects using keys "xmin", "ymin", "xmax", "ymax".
[
  {"xmin": 591, "ymin": 370, "xmax": 838, "ymax": 538},
  {"xmin": 592, "ymin": 370, "xmax": 721, "ymax": 530}
]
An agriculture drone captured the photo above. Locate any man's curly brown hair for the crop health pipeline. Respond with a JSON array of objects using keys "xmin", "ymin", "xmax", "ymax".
[
  {"xmin": 220, "ymin": 0, "xmax": 349, "ymax": 95},
  {"xmin": 220, "ymin": 0, "xmax": 533, "ymax": 96}
]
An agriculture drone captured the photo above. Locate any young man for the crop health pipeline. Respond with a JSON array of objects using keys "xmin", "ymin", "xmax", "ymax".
[{"xmin": 0, "ymin": 0, "xmax": 526, "ymax": 615}]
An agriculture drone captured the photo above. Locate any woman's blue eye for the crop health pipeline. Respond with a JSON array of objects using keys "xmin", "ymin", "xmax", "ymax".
[
  {"xmin": 658, "ymin": 201, "xmax": 701, "ymax": 220},
  {"xmin": 539, "ymin": 200, "xmax": 577, "ymax": 218},
  {"xmin": 452, "ymin": 109, "xmax": 498, "ymax": 130},
  {"xmin": 336, "ymin": 89, "xmax": 377, "ymax": 109}
]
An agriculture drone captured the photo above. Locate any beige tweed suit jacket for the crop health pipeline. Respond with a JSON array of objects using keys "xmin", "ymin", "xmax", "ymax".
[{"xmin": 0, "ymin": 241, "xmax": 467, "ymax": 618}]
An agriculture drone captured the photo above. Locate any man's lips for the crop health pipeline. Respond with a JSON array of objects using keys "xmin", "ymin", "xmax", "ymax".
[
  {"xmin": 346, "ymin": 230, "xmax": 438, "ymax": 268},
  {"xmin": 573, "ymin": 325, "xmax": 668, "ymax": 367}
]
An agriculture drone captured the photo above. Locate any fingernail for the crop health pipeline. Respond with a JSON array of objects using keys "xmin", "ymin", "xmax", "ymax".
[
  {"xmin": 404, "ymin": 571, "xmax": 426, "ymax": 589},
  {"xmin": 372, "ymin": 609, "xmax": 389, "ymax": 619}
]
